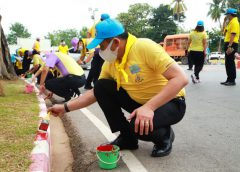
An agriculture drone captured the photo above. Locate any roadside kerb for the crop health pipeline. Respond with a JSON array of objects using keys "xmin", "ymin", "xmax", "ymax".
[{"xmin": 23, "ymin": 79, "xmax": 51, "ymax": 172}]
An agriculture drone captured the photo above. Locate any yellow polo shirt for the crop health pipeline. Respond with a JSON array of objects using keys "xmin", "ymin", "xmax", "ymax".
[
  {"xmin": 33, "ymin": 41, "xmax": 40, "ymax": 52},
  {"xmin": 33, "ymin": 54, "xmax": 45, "ymax": 70},
  {"xmin": 224, "ymin": 17, "xmax": 239, "ymax": 43},
  {"xmin": 99, "ymin": 38, "xmax": 185, "ymax": 104},
  {"xmin": 189, "ymin": 31, "xmax": 207, "ymax": 51},
  {"xmin": 81, "ymin": 38, "xmax": 94, "ymax": 57},
  {"xmin": 58, "ymin": 45, "xmax": 69, "ymax": 54}
]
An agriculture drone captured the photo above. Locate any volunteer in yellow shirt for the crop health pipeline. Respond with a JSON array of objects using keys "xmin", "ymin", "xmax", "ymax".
[
  {"xmin": 58, "ymin": 40, "xmax": 69, "ymax": 54},
  {"xmin": 83, "ymin": 13, "xmax": 110, "ymax": 90},
  {"xmin": 221, "ymin": 8, "xmax": 239, "ymax": 86},
  {"xmin": 15, "ymin": 48, "xmax": 32, "ymax": 75},
  {"xmin": 33, "ymin": 37, "xmax": 41, "ymax": 54},
  {"xmin": 48, "ymin": 18, "xmax": 188, "ymax": 158},
  {"xmin": 188, "ymin": 20, "xmax": 207, "ymax": 84},
  {"xmin": 25, "ymin": 51, "xmax": 54, "ymax": 84}
]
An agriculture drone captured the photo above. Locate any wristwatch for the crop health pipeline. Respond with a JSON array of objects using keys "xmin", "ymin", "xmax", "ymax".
[
  {"xmin": 83, "ymin": 61, "xmax": 86, "ymax": 65},
  {"xmin": 64, "ymin": 102, "xmax": 70, "ymax": 112}
]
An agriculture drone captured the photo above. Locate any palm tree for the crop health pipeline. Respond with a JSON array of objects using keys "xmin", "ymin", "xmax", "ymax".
[
  {"xmin": 171, "ymin": 0, "xmax": 187, "ymax": 22},
  {"xmin": 207, "ymin": 0, "xmax": 225, "ymax": 29},
  {"xmin": 207, "ymin": 0, "xmax": 225, "ymax": 52}
]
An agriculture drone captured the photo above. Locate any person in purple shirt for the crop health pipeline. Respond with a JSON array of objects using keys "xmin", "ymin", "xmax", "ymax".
[{"xmin": 39, "ymin": 52, "xmax": 86, "ymax": 102}]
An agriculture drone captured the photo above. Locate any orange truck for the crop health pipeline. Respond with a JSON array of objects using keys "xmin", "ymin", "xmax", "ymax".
[{"xmin": 160, "ymin": 34, "xmax": 189, "ymax": 64}]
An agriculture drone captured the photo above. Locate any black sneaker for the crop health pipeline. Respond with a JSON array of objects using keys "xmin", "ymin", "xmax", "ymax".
[
  {"xmin": 109, "ymin": 134, "xmax": 138, "ymax": 150},
  {"xmin": 151, "ymin": 128, "xmax": 175, "ymax": 157},
  {"xmin": 84, "ymin": 85, "xmax": 93, "ymax": 90},
  {"xmin": 220, "ymin": 81, "xmax": 228, "ymax": 85},
  {"xmin": 224, "ymin": 82, "xmax": 236, "ymax": 86}
]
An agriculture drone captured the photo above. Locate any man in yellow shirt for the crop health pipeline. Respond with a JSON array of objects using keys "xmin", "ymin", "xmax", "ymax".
[
  {"xmin": 83, "ymin": 13, "xmax": 110, "ymax": 89},
  {"xmin": 48, "ymin": 18, "xmax": 188, "ymax": 157},
  {"xmin": 221, "ymin": 8, "xmax": 239, "ymax": 86},
  {"xmin": 58, "ymin": 40, "xmax": 69, "ymax": 54},
  {"xmin": 33, "ymin": 37, "xmax": 41, "ymax": 54}
]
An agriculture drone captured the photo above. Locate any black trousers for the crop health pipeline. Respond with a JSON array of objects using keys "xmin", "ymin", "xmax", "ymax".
[
  {"xmin": 22, "ymin": 51, "xmax": 32, "ymax": 74},
  {"xmin": 224, "ymin": 42, "xmax": 238, "ymax": 82},
  {"xmin": 85, "ymin": 56, "xmax": 104, "ymax": 87},
  {"xmin": 45, "ymin": 74, "xmax": 86, "ymax": 100},
  {"xmin": 189, "ymin": 51, "xmax": 204, "ymax": 79},
  {"xmin": 94, "ymin": 79, "xmax": 186, "ymax": 144},
  {"xmin": 187, "ymin": 52, "xmax": 193, "ymax": 69}
]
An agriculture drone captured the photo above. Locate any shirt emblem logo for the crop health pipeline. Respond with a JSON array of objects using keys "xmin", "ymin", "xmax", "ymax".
[{"xmin": 129, "ymin": 64, "xmax": 140, "ymax": 74}]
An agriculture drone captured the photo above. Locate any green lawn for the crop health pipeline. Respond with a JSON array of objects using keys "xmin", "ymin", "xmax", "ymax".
[{"xmin": 0, "ymin": 79, "xmax": 39, "ymax": 171}]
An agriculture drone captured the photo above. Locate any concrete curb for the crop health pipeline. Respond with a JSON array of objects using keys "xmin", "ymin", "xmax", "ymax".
[{"xmin": 23, "ymin": 80, "xmax": 51, "ymax": 172}]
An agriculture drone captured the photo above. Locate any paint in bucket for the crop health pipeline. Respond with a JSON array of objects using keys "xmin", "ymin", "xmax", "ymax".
[
  {"xmin": 96, "ymin": 144, "xmax": 120, "ymax": 170},
  {"xmin": 26, "ymin": 73, "xmax": 32, "ymax": 78}
]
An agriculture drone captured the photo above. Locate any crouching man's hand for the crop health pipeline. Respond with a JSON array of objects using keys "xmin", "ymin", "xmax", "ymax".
[
  {"xmin": 48, "ymin": 104, "xmax": 65, "ymax": 118},
  {"xmin": 128, "ymin": 105, "xmax": 154, "ymax": 135}
]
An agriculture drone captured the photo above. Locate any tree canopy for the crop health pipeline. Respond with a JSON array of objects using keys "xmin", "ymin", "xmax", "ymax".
[
  {"xmin": 45, "ymin": 29, "xmax": 79, "ymax": 47},
  {"xmin": 45, "ymin": 27, "xmax": 88, "ymax": 47},
  {"xmin": 148, "ymin": 4, "xmax": 178, "ymax": 43},
  {"xmin": 117, "ymin": 3, "xmax": 153, "ymax": 38},
  {"xmin": 117, "ymin": 3, "xmax": 177, "ymax": 43},
  {"xmin": 7, "ymin": 22, "xmax": 31, "ymax": 45}
]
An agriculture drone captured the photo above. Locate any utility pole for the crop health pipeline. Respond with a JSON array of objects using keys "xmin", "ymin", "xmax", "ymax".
[{"xmin": 88, "ymin": 7, "xmax": 98, "ymax": 24}]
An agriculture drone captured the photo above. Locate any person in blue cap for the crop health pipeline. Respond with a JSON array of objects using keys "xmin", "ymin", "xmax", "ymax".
[
  {"xmin": 83, "ymin": 13, "xmax": 110, "ymax": 89},
  {"xmin": 48, "ymin": 18, "xmax": 188, "ymax": 157},
  {"xmin": 187, "ymin": 20, "xmax": 208, "ymax": 84},
  {"xmin": 220, "ymin": 8, "xmax": 239, "ymax": 86}
]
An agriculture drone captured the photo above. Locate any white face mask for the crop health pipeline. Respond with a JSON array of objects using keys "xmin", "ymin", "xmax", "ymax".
[
  {"xmin": 99, "ymin": 39, "xmax": 118, "ymax": 63},
  {"xmin": 79, "ymin": 46, "xmax": 83, "ymax": 51}
]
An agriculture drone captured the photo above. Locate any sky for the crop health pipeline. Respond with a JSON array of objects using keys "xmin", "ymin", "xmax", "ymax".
[{"xmin": 0, "ymin": 0, "xmax": 220, "ymax": 38}]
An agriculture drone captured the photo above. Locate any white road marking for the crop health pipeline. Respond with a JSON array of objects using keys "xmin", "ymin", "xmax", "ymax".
[{"xmin": 79, "ymin": 108, "xmax": 148, "ymax": 172}]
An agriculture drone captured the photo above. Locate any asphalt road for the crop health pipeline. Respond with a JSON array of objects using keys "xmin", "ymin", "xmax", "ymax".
[{"xmin": 62, "ymin": 64, "xmax": 240, "ymax": 172}]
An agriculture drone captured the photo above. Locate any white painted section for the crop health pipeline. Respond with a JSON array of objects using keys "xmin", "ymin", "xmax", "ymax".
[{"xmin": 31, "ymin": 140, "xmax": 49, "ymax": 157}]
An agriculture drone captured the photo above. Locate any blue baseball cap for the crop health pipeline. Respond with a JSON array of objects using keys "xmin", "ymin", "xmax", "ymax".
[
  {"xmin": 225, "ymin": 8, "xmax": 237, "ymax": 15},
  {"xmin": 100, "ymin": 13, "xmax": 110, "ymax": 20},
  {"xmin": 87, "ymin": 18, "xmax": 125, "ymax": 50},
  {"xmin": 197, "ymin": 20, "xmax": 204, "ymax": 26}
]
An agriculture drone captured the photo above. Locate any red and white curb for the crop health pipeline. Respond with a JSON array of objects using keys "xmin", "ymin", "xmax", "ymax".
[{"xmin": 24, "ymin": 80, "xmax": 51, "ymax": 172}]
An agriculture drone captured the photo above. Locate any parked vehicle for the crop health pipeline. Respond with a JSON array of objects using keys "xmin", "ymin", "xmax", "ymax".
[
  {"xmin": 209, "ymin": 52, "xmax": 225, "ymax": 60},
  {"xmin": 161, "ymin": 34, "xmax": 189, "ymax": 65}
]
